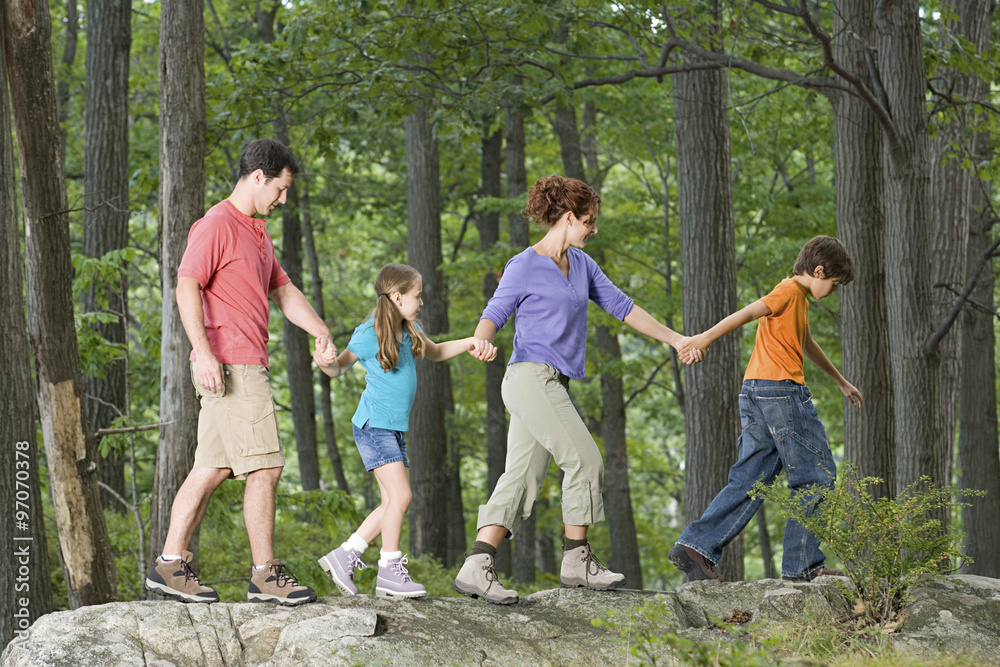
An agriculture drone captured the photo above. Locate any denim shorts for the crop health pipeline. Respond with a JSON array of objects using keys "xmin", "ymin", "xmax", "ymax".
[{"xmin": 353, "ymin": 421, "xmax": 408, "ymax": 471}]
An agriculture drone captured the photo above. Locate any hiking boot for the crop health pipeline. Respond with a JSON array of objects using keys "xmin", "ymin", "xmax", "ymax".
[
  {"xmin": 560, "ymin": 544, "xmax": 626, "ymax": 590},
  {"xmin": 375, "ymin": 555, "xmax": 426, "ymax": 599},
  {"xmin": 668, "ymin": 543, "xmax": 725, "ymax": 582},
  {"xmin": 318, "ymin": 546, "xmax": 367, "ymax": 596},
  {"xmin": 783, "ymin": 566, "xmax": 843, "ymax": 582},
  {"xmin": 247, "ymin": 559, "xmax": 317, "ymax": 606},
  {"xmin": 453, "ymin": 553, "xmax": 518, "ymax": 605},
  {"xmin": 144, "ymin": 551, "xmax": 219, "ymax": 603}
]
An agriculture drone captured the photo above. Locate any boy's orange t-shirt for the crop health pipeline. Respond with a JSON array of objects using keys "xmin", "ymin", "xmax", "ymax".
[{"xmin": 743, "ymin": 277, "xmax": 809, "ymax": 384}]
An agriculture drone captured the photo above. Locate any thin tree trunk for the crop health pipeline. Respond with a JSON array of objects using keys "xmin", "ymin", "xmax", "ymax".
[
  {"xmin": 832, "ymin": 0, "xmax": 895, "ymax": 494},
  {"xmin": 301, "ymin": 179, "xmax": 350, "ymax": 493},
  {"xmin": 405, "ymin": 102, "xmax": 452, "ymax": 562},
  {"xmin": 83, "ymin": 0, "xmax": 131, "ymax": 511},
  {"xmin": 55, "ymin": 0, "xmax": 77, "ymax": 150},
  {"xmin": 505, "ymin": 103, "xmax": 535, "ymax": 583},
  {"xmin": 876, "ymin": 0, "xmax": 946, "ymax": 527},
  {"xmin": 0, "ymin": 33, "xmax": 53, "ymax": 644},
  {"xmin": 3, "ymin": 0, "xmax": 117, "ymax": 607},
  {"xmin": 673, "ymin": 5, "xmax": 744, "ymax": 580},
  {"xmin": 956, "ymin": 0, "xmax": 999, "ymax": 577},
  {"xmin": 150, "ymin": 0, "xmax": 205, "ymax": 570},
  {"xmin": 478, "ymin": 119, "xmax": 510, "ymax": 574},
  {"xmin": 756, "ymin": 507, "xmax": 776, "ymax": 580}
]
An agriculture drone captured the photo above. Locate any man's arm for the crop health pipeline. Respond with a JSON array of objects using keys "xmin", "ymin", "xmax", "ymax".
[
  {"xmin": 270, "ymin": 281, "xmax": 337, "ymax": 364},
  {"xmin": 803, "ymin": 332, "xmax": 864, "ymax": 408},
  {"xmin": 177, "ymin": 276, "xmax": 224, "ymax": 393}
]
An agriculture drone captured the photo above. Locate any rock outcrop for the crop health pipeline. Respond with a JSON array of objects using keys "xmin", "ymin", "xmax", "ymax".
[{"xmin": 3, "ymin": 575, "xmax": 999, "ymax": 665}]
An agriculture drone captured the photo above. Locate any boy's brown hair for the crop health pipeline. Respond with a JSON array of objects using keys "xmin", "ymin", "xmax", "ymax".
[{"xmin": 793, "ymin": 235, "xmax": 855, "ymax": 284}]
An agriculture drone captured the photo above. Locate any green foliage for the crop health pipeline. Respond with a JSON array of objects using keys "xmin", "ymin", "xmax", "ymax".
[{"xmin": 750, "ymin": 463, "xmax": 983, "ymax": 626}]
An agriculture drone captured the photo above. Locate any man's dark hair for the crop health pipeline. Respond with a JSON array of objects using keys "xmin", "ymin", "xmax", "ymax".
[
  {"xmin": 237, "ymin": 139, "xmax": 299, "ymax": 180},
  {"xmin": 793, "ymin": 235, "xmax": 855, "ymax": 284}
]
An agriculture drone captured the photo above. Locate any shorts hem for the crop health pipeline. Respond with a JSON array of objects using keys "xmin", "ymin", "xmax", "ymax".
[{"xmin": 364, "ymin": 456, "xmax": 408, "ymax": 472}]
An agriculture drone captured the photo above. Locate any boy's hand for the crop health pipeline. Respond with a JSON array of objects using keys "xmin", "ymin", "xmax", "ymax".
[
  {"xmin": 468, "ymin": 338, "xmax": 497, "ymax": 362},
  {"xmin": 313, "ymin": 336, "xmax": 338, "ymax": 366},
  {"xmin": 677, "ymin": 334, "xmax": 708, "ymax": 365},
  {"xmin": 840, "ymin": 381, "xmax": 864, "ymax": 408}
]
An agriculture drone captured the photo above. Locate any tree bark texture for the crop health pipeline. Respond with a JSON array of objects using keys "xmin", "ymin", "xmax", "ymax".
[
  {"xmin": 955, "ymin": 0, "xmax": 999, "ymax": 577},
  {"xmin": 478, "ymin": 120, "xmax": 511, "ymax": 574},
  {"xmin": 505, "ymin": 103, "xmax": 534, "ymax": 582},
  {"xmin": 0, "ymin": 32, "xmax": 53, "ymax": 644},
  {"xmin": 55, "ymin": 0, "xmax": 76, "ymax": 148},
  {"xmin": 301, "ymin": 179, "xmax": 350, "ymax": 493},
  {"xmin": 831, "ymin": 0, "xmax": 894, "ymax": 493},
  {"xmin": 875, "ymin": 0, "xmax": 945, "ymax": 524},
  {"xmin": 83, "ymin": 0, "xmax": 132, "ymax": 510},
  {"xmin": 674, "ymin": 62, "xmax": 744, "ymax": 581},
  {"xmin": 3, "ymin": 0, "xmax": 117, "ymax": 607},
  {"xmin": 404, "ymin": 103, "xmax": 452, "ymax": 562},
  {"xmin": 151, "ymin": 0, "xmax": 205, "ymax": 567}
]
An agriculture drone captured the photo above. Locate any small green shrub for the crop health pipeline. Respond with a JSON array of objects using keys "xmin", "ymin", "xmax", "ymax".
[{"xmin": 750, "ymin": 463, "xmax": 983, "ymax": 626}]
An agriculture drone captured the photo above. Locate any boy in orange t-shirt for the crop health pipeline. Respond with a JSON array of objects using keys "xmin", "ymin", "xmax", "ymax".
[{"xmin": 670, "ymin": 236, "xmax": 864, "ymax": 583}]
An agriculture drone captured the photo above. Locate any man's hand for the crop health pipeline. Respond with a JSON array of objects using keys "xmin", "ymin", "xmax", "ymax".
[
  {"xmin": 194, "ymin": 353, "xmax": 224, "ymax": 395},
  {"xmin": 314, "ymin": 335, "xmax": 337, "ymax": 366}
]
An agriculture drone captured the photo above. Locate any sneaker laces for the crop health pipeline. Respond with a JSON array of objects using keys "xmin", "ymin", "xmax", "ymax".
[{"xmin": 390, "ymin": 556, "xmax": 412, "ymax": 582}]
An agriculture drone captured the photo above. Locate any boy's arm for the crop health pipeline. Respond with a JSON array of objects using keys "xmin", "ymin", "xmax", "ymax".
[
  {"xmin": 425, "ymin": 334, "xmax": 498, "ymax": 362},
  {"xmin": 315, "ymin": 348, "xmax": 359, "ymax": 378},
  {"xmin": 679, "ymin": 300, "xmax": 772, "ymax": 362},
  {"xmin": 803, "ymin": 333, "xmax": 864, "ymax": 408}
]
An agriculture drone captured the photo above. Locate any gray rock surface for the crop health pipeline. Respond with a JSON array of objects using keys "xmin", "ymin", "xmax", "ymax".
[{"xmin": 3, "ymin": 576, "xmax": 998, "ymax": 665}]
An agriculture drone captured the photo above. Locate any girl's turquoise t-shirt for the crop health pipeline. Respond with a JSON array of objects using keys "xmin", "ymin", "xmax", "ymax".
[{"xmin": 348, "ymin": 318, "xmax": 418, "ymax": 432}]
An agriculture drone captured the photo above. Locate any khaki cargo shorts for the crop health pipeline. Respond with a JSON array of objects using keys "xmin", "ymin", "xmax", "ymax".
[{"xmin": 191, "ymin": 362, "xmax": 284, "ymax": 479}]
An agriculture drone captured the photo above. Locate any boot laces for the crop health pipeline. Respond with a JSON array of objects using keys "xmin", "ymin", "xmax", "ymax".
[
  {"xmin": 390, "ymin": 556, "xmax": 412, "ymax": 582},
  {"xmin": 347, "ymin": 550, "xmax": 366, "ymax": 577},
  {"xmin": 270, "ymin": 562, "xmax": 301, "ymax": 589},
  {"xmin": 179, "ymin": 560, "xmax": 204, "ymax": 586},
  {"xmin": 582, "ymin": 549, "xmax": 611, "ymax": 577}
]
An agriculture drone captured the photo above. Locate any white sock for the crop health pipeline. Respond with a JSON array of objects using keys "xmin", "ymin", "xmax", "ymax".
[
  {"xmin": 343, "ymin": 533, "xmax": 368, "ymax": 554},
  {"xmin": 159, "ymin": 554, "xmax": 182, "ymax": 562},
  {"xmin": 379, "ymin": 550, "xmax": 402, "ymax": 567},
  {"xmin": 252, "ymin": 564, "xmax": 268, "ymax": 572}
]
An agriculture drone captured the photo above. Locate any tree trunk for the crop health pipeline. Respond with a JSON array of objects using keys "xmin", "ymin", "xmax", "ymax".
[
  {"xmin": 956, "ymin": 0, "xmax": 999, "ymax": 577},
  {"xmin": 0, "ymin": 34, "xmax": 53, "ymax": 644},
  {"xmin": 301, "ymin": 178, "xmax": 350, "ymax": 493},
  {"xmin": 3, "ymin": 0, "xmax": 117, "ymax": 607},
  {"xmin": 505, "ymin": 103, "xmax": 535, "ymax": 582},
  {"xmin": 756, "ymin": 507, "xmax": 776, "ymax": 580},
  {"xmin": 831, "ymin": 0, "xmax": 894, "ymax": 493},
  {"xmin": 875, "ymin": 0, "xmax": 945, "ymax": 526},
  {"xmin": 673, "ymin": 18, "xmax": 744, "ymax": 580},
  {"xmin": 478, "ymin": 119, "xmax": 510, "ymax": 574},
  {"xmin": 83, "ymin": 0, "xmax": 131, "ymax": 511},
  {"xmin": 256, "ymin": 3, "xmax": 322, "ymax": 492},
  {"xmin": 150, "ymin": 0, "xmax": 205, "ymax": 569},
  {"xmin": 55, "ymin": 0, "xmax": 77, "ymax": 150},
  {"xmin": 404, "ymin": 102, "xmax": 452, "ymax": 562}
]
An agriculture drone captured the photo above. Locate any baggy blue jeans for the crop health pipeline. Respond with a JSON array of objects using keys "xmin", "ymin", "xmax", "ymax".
[{"xmin": 678, "ymin": 379, "xmax": 837, "ymax": 579}]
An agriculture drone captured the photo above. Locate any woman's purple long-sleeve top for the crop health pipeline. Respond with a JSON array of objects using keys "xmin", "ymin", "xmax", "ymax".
[{"xmin": 480, "ymin": 247, "xmax": 634, "ymax": 379}]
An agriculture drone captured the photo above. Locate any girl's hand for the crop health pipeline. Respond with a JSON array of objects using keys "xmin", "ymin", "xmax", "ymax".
[{"xmin": 469, "ymin": 338, "xmax": 497, "ymax": 362}]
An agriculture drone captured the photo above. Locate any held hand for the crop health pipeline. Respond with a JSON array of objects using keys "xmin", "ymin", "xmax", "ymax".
[
  {"xmin": 313, "ymin": 335, "xmax": 338, "ymax": 366},
  {"xmin": 676, "ymin": 335, "xmax": 706, "ymax": 365},
  {"xmin": 195, "ymin": 354, "xmax": 224, "ymax": 394},
  {"xmin": 841, "ymin": 381, "xmax": 864, "ymax": 409},
  {"xmin": 468, "ymin": 338, "xmax": 498, "ymax": 362}
]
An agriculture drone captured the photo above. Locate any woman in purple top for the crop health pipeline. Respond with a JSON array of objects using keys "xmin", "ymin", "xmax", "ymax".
[{"xmin": 453, "ymin": 175, "xmax": 699, "ymax": 604}]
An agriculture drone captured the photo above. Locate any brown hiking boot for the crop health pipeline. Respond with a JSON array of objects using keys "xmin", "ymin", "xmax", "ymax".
[
  {"xmin": 784, "ymin": 566, "xmax": 843, "ymax": 582},
  {"xmin": 248, "ymin": 559, "xmax": 317, "ymax": 606},
  {"xmin": 668, "ymin": 543, "xmax": 725, "ymax": 582},
  {"xmin": 144, "ymin": 551, "xmax": 219, "ymax": 603}
]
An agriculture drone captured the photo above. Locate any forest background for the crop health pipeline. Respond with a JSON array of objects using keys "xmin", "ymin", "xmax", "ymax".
[{"xmin": 2, "ymin": 0, "xmax": 1000, "ymax": 647}]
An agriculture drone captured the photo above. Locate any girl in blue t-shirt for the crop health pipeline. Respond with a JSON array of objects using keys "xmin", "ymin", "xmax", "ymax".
[{"xmin": 315, "ymin": 263, "xmax": 495, "ymax": 599}]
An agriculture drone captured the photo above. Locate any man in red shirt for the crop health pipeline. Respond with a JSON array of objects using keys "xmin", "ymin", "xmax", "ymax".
[{"xmin": 145, "ymin": 139, "xmax": 336, "ymax": 606}]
